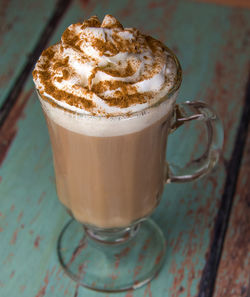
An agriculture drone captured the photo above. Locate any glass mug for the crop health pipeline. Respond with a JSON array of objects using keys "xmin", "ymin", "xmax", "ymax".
[{"xmin": 36, "ymin": 47, "xmax": 223, "ymax": 292}]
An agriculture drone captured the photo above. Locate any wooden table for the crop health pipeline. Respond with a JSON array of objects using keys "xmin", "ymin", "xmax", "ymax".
[{"xmin": 0, "ymin": 0, "xmax": 249, "ymax": 296}]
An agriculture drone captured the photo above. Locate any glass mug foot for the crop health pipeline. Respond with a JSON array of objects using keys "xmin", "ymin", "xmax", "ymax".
[{"xmin": 57, "ymin": 218, "xmax": 166, "ymax": 292}]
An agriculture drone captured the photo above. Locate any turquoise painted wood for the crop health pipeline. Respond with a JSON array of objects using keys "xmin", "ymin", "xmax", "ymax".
[
  {"xmin": 0, "ymin": 0, "xmax": 250, "ymax": 296},
  {"xmin": 0, "ymin": 0, "xmax": 58, "ymax": 106},
  {"xmin": 214, "ymin": 128, "xmax": 250, "ymax": 297}
]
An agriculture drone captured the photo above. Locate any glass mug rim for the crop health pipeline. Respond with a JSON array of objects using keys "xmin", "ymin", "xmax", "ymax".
[{"xmin": 36, "ymin": 45, "xmax": 182, "ymax": 120}]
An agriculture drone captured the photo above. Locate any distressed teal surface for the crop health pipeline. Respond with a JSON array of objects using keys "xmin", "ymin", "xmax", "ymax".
[
  {"xmin": 0, "ymin": 0, "xmax": 58, "ymax": 106},
  {"xmin": 214, "ymin": 127, "xmax": 250, "ymax": 296},
  {"xmin": 0, "ymin": 0, "xmax": 250, "ymax": 296}
]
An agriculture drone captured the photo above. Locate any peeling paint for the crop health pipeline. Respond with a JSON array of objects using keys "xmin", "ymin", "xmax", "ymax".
[
  {"xmin": 0, "ymin": 89, "xmax": 32, "ymax": 166},
  {"xmin": 10, "ymin": 228, "xmax": 18, "ymax": 245},
  {"xmin": 17, "ymin": 211, "xmax": 23, "ymax": 222},
  {"xmin": 114, "ymin": 246, "xmax": 131, "ymax": 269},
  {"xmin": 143, "ymin": 282, "xmax": 153, "ymax": 297},
  {"xmin": 38, "ymin": 192, "xmax": 46, "ymax": 204},
  {"xmin": 35, "ymin": 270, "xmax": 50, "ymax": 297},
  {"xmin": 34, "ymin": 236, "xmax": 41, "ymax": 248}
]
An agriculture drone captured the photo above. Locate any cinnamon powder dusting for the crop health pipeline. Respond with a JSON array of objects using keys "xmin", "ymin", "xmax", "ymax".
[
  {"xmin": 33, "ymin": 46, "xmax": 93, "ymax": 110},
  {"xmin": 33, "ymin": 15, "xmax": 176, "ymax": 115}
]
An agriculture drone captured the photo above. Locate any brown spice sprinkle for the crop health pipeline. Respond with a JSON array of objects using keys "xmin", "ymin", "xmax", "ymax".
[
  {"xmin": 89, "ymin": 30, "xmax": 142, "ymax": 57},
  {"xmin": 52, "ymin": 56, "xmax": 69, "ymax": 70},
  {"xmin": 92, "ymin": 80, "xmax": 136, "ymax": 95},
  {"xmin": 33, "ymin": 45, "xmax": 94, "ymax": 111},
  {"xmin": 102, "ymin": 93, "xmax": 148, "ymax": 108},
  {"xmin": 62, "ymin": 28, "xmax": 82, "ymax": 52},
  {"xmin": 81, "ymin": 16, "xmax": 101, "ymax": 29},
  {"xmin": 101, "ymin": 62, "xmax": 135, "ymax": 77},
  {"xmin": 33, "ymin": 15, "xmax": 174, "ymax": 114},
  {"xmin": 101, "ymin": 14, "xmax": 124, "ymax": 29}
]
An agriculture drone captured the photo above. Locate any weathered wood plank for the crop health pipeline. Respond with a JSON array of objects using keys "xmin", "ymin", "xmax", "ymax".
[
  {"xmin": 213, "ymin": 87, "xmax": 250, "ymax": 297},
  {"xmin": 0, "ymin": 0, "xmax": 59, "ymax": 107},
  {"xmin": 198, "ymin": 77, "xmax": 250, "ymax": 297},
  {"xmin": 0, "ymin": 0, "xmax": 72, "ymax": 128},
  {"xmin": 0, "ymin": 1, "xmax": 249, "ymax": 297},
  {"xmin": 0, "ymin": 0, "xmax": 72, "ymax": 159},
  {"xmin": 195, "ymin": 0, "xmax": 250, "ymax": 9},
  {"xmin": 0, "ymin": 81, "xmax": 76, "ymax": 296}
]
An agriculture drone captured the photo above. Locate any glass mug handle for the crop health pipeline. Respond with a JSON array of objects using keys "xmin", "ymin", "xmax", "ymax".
[{"xmin": 166, "ymin": 101, "xmax": 224, "ymax": 183}]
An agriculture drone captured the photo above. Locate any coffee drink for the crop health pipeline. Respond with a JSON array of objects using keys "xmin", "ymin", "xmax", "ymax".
[
  {"xmin": 32, "ymin": 14, "xmax": 223, "ymax": 292},
  {"xmin": 33, "ymin": 15, "xmax": 178, "ymax": 228},
  {"xmin": 42, "ymin": 102, "xmax": 174, "ymax": 228}
]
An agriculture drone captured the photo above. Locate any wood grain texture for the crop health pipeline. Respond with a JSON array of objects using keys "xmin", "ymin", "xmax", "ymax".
[
  {"xmin": 198, "ymin": 77, "xmax": 250, "ymax": 297},
  {"xmin": 0, "ymin": 0, "xmax": 250, "ymax": 296},
  {"xmin": 213, "ymin": 93, "xmax": 250, "ymax": 296},
  {"xmin": 0, "ymin": 0, "xmax": 58, "ymax": 107},
  {"xmin": 195, "ymin": 0, "xmax": 250, "ymax": 9},
  {"xmin": 0, "ymin": 0, "xmax": 72, "ymax": 128},
  {"xmin": 0, "ymin": 88, "xmax": 32, "ymax": 166}
]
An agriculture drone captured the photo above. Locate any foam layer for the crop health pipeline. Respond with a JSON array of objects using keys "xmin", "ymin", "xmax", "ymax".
[
  {"xmin": 39, "ymin": 92, "xmax": 177, "ymax": 137},
  {"xmin": 33, "ymin": 15, "xmax": 177, "ymax": 116}
]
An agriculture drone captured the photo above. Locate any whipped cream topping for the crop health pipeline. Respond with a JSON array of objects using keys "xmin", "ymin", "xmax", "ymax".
[{"xmin": 33, "ymin": 15, "xmax": 177, "ymax": 116}]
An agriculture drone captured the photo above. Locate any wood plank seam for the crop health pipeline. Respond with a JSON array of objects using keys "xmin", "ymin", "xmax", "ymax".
[
  {"xmin": 74, "ymin": 283, "xmax": 80, "ymax": 297},
  {"xmin": 198, "ymin": 73, "xmax": 250, "ymax": 297},
  {"xmin": 214, "ymin": 125, "xmax": 250, "ymax": 296},
  {"xmin": 0, "ymin": 0, "xmax": 73, "ymax": 128}
]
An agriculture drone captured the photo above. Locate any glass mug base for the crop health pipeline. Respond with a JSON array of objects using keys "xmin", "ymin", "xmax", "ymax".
[{"xmin": 57, "ymin": 218, "xmax": 166, "ymax": 292}]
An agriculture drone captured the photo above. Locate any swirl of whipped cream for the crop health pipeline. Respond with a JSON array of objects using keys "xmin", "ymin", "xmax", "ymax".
[{"xmin": 33, "ymin": 15, "xmax": 177, "ymax": 116}]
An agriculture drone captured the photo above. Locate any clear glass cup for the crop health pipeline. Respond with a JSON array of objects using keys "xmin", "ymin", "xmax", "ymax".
[{"xmin": 36, "ymin": 46, "xmax": 223, "ymax": 292}]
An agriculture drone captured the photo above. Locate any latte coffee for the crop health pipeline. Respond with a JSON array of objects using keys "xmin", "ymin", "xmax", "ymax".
[
  {"xmin": 42, "ymin": 98, "xmax": 175, "ymax": 228},
  {"xmin": 33, "ymin": 15, "xmax": 179, "ymax": 228}
]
